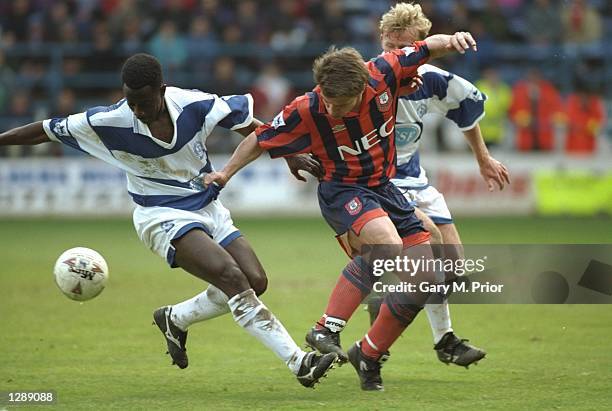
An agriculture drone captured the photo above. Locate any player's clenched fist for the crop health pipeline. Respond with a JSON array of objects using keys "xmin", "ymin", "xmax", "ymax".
[
  {"xmin": 203, "ymin": 171, "xmax": 229, "ymax": 187},
  {"xmin": 285, "ymin": 154, "xmax": 324, "ymax": 181}
]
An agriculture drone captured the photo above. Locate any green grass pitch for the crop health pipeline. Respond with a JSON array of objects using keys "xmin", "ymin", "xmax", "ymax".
[{"xmin": 1, "ymin": 217, "xmax": 611, "ymax": 410}]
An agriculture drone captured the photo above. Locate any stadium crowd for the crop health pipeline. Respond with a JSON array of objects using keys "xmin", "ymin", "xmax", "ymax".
[{"xmin": 0, "ymin": 0, "xmax": 609, "ymax": 157}]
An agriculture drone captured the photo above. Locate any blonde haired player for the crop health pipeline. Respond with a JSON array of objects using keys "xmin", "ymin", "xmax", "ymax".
[{"xmin": 377, "ymin": 1, "xmax": 508, "ymax": 364}]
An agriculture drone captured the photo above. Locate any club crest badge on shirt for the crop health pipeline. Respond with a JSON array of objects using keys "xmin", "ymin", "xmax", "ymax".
[
  {"xmin": 345, "ymin": 197, "xmax": 363, "ymax": 216},
  {"xmin": 376, "ymin": 90, "xmax": 391, "ymax": 112},
  {"xmin": 192, "ymin": 141, "xmax": 205, "ymax": 160}
]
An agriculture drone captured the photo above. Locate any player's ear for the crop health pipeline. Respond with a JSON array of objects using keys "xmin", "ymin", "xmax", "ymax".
[{"xmin": 160, "ymin": 84, "xmax": 166, "ymax": 96}]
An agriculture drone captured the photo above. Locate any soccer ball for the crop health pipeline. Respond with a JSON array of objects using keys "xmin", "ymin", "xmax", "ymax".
[{"xmin": 53, "ymin": 247, "xmax": 109, "ymax": 301}]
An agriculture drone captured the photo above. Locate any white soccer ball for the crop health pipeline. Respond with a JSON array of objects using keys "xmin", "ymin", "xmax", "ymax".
[{"xmin": 53, "ymin": 247, "xmax": 109, "ymax": 301}]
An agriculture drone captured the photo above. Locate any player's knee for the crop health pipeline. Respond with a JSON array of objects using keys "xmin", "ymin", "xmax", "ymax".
[
  {"xmin": 250, "ymin": 271, "xmax": 268, "ymax": 296},
  {"xmin": 377, "ymin": 236, "xmax": 403, "ymax": 262},
  {"xmin": 370, "ymin": 228, "xmax": 402, "ymax": 246},
  {"xmin": 414, "ymin": 209, "xmax": 441, "ymax": 244},
  {"xmin": 384, "ymin": 293, "xmax": 423, "ymax": 326},
  {"xmin": 426, "ymin": 223, "xmax": 443, "ymax": 245},
  {"xmin": 345, "ymin": 256, "xmax": 377, "ymax": 291},
  {"xmin": 219, "ymin": 263, "xmax": 250, "ymax": 295},
  {"xmin": 364, "ymin": 230, "xmax": 403, "ymax": 261},
  {"xmin": 357, "ymin": 218, "xmax": 402, "ymax": 245}
]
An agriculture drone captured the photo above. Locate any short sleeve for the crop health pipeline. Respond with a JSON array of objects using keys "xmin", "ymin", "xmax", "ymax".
[
  {"xmin": 397, "ymin": 41, "xmax": 430, "ymax": 81},
  {"xmin": 255, "ymin": 99, "xmax": 312, "ymax": 158},
  {"xmin": 372, "ymin": 41, "xmax": 430, "ymax": 95},
  {"xmin": 43, "ymin": 113, "xmax": 92, "ymax": 154},
  {"xmin": 217, "ymin": 94, "xmax": 254, "ymax": 130},
  {"xmin": 426, "ymin": 70, "xmax": 486, "ymax": 130}
]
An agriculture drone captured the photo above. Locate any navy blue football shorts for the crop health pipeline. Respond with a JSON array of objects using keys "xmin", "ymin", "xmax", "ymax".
[{"xmin": 317, "ymin": 180, "xmax": 430, "ymax": 252}]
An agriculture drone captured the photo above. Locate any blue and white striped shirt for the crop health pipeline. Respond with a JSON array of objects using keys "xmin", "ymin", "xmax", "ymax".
[
  {"xmin": 43, "ymin": 86, "xmax": 253, "ymax": 210},
  {"xmin": 393, "ymin": 64, "xmax": 486, "ymax": 188}
]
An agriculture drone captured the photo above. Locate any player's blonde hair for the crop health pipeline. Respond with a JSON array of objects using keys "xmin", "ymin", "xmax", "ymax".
[
  {"xmin": 313, "ymin": 47, "xmax": 368, "ymax": 98},
  {"xmin": 379, "ymin": 2, "xmax": 432, "ymax": 40}
]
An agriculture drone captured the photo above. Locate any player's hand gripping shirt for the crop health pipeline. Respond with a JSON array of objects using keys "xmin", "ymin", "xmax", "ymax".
[
  {"xmin": 42, "ymin": 87, "xmax": 253, "ymax": 210},
  {"xmin": 393, "ymin": 64, "xmax": 486, "ymax": 188},
  {"xmin": 256, "ymin": 42, "xmax": 430, "ymax": 187}
]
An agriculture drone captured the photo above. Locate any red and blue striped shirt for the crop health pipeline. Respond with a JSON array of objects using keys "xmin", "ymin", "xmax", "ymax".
[{"xmin": 256, "ymin": 41, "xmax": 430, "ymax": 187}]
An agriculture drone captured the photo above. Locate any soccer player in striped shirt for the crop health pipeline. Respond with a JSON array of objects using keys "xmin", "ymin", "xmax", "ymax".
[{"xmin": 205, "ymin": 31, "xmax": 478, "ymax": 391}]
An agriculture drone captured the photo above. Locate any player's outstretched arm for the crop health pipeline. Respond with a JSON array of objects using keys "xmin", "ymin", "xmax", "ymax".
[
  {"xmin": 425, "ymin": 32, "xmax": 477, "ymax": 59},
  {"xmin": 234, "ymin": 118, "xmax": 322, "ymax": 181},
  {"xmin": 204, "ymin": 131, "xmax": 263, "ymax": 187},
  {"xmin": 463, "ymin": 125, "xmax": 510, "ymax": 191},
  {"xmin": 235, "ymin": 118, "xmax": 264, "ymax": 138},
  {"xmin": 0, "ymin": 121, "xmax": 51, "ymax": 146}
]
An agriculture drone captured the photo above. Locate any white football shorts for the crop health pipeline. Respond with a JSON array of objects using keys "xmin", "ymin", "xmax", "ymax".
[
  {"xmin": 132, "ymin": 199, "xmax": 241, "ymax": 267},
  {"xmin": 399, "ymin": 184, "xmax": 453, "ymax": 225}
]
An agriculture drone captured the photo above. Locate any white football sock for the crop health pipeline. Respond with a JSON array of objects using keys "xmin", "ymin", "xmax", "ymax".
[
  {"xmin": 425, "ymin": 301, "xmax": 453, "ymax": 344},
  {"xmin": 171, "ymin": 285, "xmax": 230, "ymax": 331},
  {"xmin": 228, "ymin": 289, "xmax": 306, "ymax": 375}
]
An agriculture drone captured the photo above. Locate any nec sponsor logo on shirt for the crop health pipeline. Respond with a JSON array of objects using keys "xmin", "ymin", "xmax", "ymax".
[{"xmin": 337, "ymin": 116, "xmax": 395, "ymax": 160}]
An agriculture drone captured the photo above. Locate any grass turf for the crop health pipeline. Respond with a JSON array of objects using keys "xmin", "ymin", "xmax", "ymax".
[{"xmin": 1, "ymin": 216, "xmax": 611, "ymax": 410}]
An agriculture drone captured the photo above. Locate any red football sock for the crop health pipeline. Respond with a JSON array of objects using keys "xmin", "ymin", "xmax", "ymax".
[
  {"xmin": 361, "ymin": 303, "xmax": 408, "ymax": 359},
  {"xmin": 316, "ymin": 275, "xmax": 364, "ymax": 330},
  {"xmin": 316, "ymin": 258, "xmax": 371, "ymax": 331}
]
